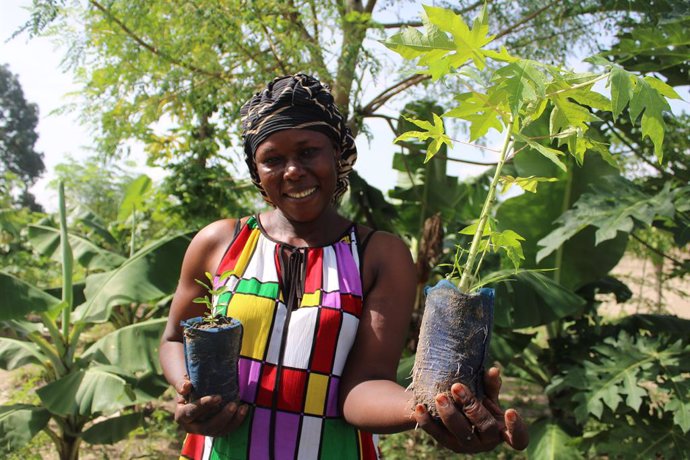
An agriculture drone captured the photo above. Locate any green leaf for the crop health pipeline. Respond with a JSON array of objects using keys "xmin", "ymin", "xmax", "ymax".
[
  {"xmin": 0, "ymin": 405, "xmax": 51, "ymax": 453},
  {"xmin": 500, "ymin": 175, "xmax": 558, "ymax": 193},
  {"xmin": 497, "ymin": 149, "xmax": 628, "ymax": 291},
  {"xmin": 36, "ymin": 367, "xmax": 137, "ymax": 416},
  {"xmin": 74, "ymin": 234, "xmax": 191, "ymax": 323},
  {"xmin": 528, "ymin": 419, "xmax": 583, "ymax": 460},
  {"xmin": 0, "ymin": 272, "xmax": 61, "ymax": 320},
  {"xmin": 536, "ymin": 178, "xmax": 675, "ymax": 261},
  {"xmin": 629, "ymin": 77, "xmax": 671, "ymax": 162},
  {"xmin": 489, "ymin": 329, "xmax": 535, "ymax": 364},
  {"xmin": 118, "ymin": 174, "xmax": 153, "ymax": 222},
  {"xmin": 396, "ymin": 354, "xmax": 414, "ymax": 388},
  {"xmin": 492, "ymin": 60, "xmax": 545, "ymax": 115},
  {"xmin": 27, "ymin": 225, "xmax": 125, "ymax": 272},
  {"xmin": 81, "ymin": 412, "xmax": 143, "ymax": 444},
  {"xmin": 549, "ymin": 94, "xmax": 599, "ymax": 139},
  {"xmin": 664, "ymin": 392, "xmax": 690, "ymax": 433},
  {"xmin": 81, "ymin": 318, "xmax": 166, "ymax": 375},
  {"xmin": 493, "ymin": 271, "xmax": 585, "ymax": 328},
  {"xmin": 608, "ymin": 66, "xmax": 632, "ymax": 119},
  {"xmin": 383, "ymin": 22, "xmax": 454, "ymax": 60},
  {"xmin": 491, "ymin": 229, "xmax": 526, "ymax": 270},
  {"xmin": 393, "ymin": 114, "xmax": 451, "ymax": 162},
  {"xmin": 0, "ymin": 338, "xmax": 45, "ymax": 370},
  {"xmin": 513, "ymin": 133, "xmax": 567, "ymax": 171},
  {"xmin": 459, "ymin": 221, "xmax": 491, "ymax": 237}
]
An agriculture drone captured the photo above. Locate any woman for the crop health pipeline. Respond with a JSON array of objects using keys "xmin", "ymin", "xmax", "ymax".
[{"xmin": 159, "ymin": 74, "xmax": 528, "ymax": 459}]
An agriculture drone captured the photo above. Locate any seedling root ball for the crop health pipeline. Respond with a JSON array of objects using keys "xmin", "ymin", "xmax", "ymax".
[{"xmin": 412, "ymin": 280, "xmax": 494, "ymax": 416}]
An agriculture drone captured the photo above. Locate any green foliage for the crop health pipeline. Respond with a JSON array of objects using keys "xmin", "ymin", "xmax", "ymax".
[
  {"xmin": 527, "ymin": 419, "xmax": 583, "ymax": 460},
  {"xmin": 385, "ymin": 5, "xmax": 676, "ymax": 292},
  {"xmin": 74, "ymin": 234, "xmax": 190, "ymax": 324},
  {"xmin": 0, "ymin": 405, "xmax": 51, "ymax": 454},
  {"xmin": 0, "ymin": 184, "xmax": 181, "ymax": 459},
  {"xmin": 547, "ymin": 330, "xmax": 690, "ymax": 457},
  {"xmin": 0, "ymin": 64, "xmax": 45, "ymax": 210},
  {"xmin": 536, "ymin": 177, "xmax": 679, "ymax": 261},
  {"xmin": 385, "ymin": 5, "xmax": 688, "ymax": 458}
]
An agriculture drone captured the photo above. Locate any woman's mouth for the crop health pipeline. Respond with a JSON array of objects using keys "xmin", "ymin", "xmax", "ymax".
[{"xmin": 285, "ymin": 187, "xmax": 317, "ymax": 199}]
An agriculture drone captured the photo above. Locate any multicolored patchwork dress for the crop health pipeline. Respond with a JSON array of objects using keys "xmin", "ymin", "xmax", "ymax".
[{"xmin": 180, "ymin": 216, "xmax": 380, "ymax": 460}]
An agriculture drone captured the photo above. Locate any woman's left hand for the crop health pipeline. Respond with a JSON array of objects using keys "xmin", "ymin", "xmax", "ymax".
[{"xmin": 412, "ymin": 367, "xmax": 529, "ymax": 454}]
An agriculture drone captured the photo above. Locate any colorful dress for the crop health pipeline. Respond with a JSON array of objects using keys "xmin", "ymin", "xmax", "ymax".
[{"xmin": 180, "ymin": 216, "xmax": 379, "ymax": 460}]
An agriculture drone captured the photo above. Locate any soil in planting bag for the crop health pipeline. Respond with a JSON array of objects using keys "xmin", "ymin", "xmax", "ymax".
[
  {"xmin": 413, "ymin": 279, "xmax": 494, "ymax": 416},
  {"xmin": 181, "ymin": 316, "xmax": 243, "ymax": 404}
]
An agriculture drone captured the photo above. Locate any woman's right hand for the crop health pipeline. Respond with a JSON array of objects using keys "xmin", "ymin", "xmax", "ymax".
[{"xmin": 174, "ymin": 378, "xmax": 249, "ymax": 437}]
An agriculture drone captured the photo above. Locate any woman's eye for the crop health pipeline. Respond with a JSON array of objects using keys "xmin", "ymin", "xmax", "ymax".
[
  {"xmin": 301, "ymin": 148, "xmax": 316, "ymax": 157},
  {"xmin": 261, "ymin": 157, "xmax": 281, "ymax": 166}
]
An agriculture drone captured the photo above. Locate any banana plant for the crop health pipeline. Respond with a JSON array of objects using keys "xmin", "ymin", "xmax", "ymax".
[{"xmin": 0, "ymin": 183, "xmax": 190, "ymax": 459}]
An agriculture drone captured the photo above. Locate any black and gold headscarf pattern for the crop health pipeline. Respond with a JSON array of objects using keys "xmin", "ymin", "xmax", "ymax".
[{"xmin": 240, "ymin": 74, "xmax": 357, "ymax": 204}]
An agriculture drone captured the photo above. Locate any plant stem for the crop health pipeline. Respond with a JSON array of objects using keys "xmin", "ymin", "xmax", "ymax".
[
  {"xmin": 459, "ymin": 118, "xmax": 515, "ymax": 292},
  {"xmin": 58, "ymin": 183, "xmax": 73, "ymax": 344}
]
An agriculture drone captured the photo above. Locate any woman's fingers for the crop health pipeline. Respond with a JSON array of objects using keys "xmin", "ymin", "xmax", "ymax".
[
  {"xmin": 483, "ymin": 367, "xmax": 502, "ymax": 407},
  {"xmin": 433, "ymin": 394, "xmax": 476, "ymax": 448},
  {"xmin": 503, "ymin": 409, "xmax": 529, "ymax": 451},
  {"xmin": 176, "ymin": 395, "xmax": 222, "ymax": 425},
  {"xmin": 451, "ymin": 383, "xmax": 502, "ymax": 444},
  {"xmin": 413, "ymin": 403, "xmax": 459, "ymax": 449}
]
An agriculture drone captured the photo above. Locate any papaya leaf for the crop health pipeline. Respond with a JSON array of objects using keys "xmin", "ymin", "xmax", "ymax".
[
  {"xmin": 74, "ymin": 233, "xmax": 191, "ymax": 323},
  {"xmin": 560, "ymin": 331, "xmax": 690, "ymax": 426},
  {"xmin": 492, "ymin": 60, "xmax": 545, "ymax": 115},
  {"xmin": 537, "ymin": 178, "xmax": 676, "ymax": 261},
  {"xmin": 0, "ymin": 272, "xmax": 62, "ymax": 320},
  {"xmin": 0, "ymin": 405, "xmax": 50, "ymax": 453},
  {"xmin": 0, "ymin": 338, "xmax": 44, "ymax": 370},
  {"xmin": 500, "ymin": 175, "xmax": 558, "ymax": 194},
  {"xmin": 27, "ymin": 225, "xmax": 125, "ymax": 272},
  {"xmin": 513, "ymin": 133, "xmax": 567, "ymax": 171},
  {"xmin": 393, "ymin": 114, "xmax": 451, "ymax": 162},
  {"xmin": 629, "ymin": 76, "xmax": 673, "ymax": 162},
  {"xmin": 528, "ymin": 419, "xmax": 584, "ymax": 460},
  {"xmin": 81, "ymin": 412, "xmax": 143, "ymax": 445},
  {"xmin": 36, "ymin": 367, "xmax": 137, "ymax": 416},
  {"xmin": 608, "ymin": 66, "xmax": 633, "ymax": 119}
]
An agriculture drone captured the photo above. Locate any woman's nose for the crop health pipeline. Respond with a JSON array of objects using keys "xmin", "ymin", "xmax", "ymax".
[{"xmin": 283, "ymin": 160, "xmax": 305, "ymax": 179}]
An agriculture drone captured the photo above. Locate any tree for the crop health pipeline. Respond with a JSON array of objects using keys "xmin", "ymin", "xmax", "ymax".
[
  {"xmin": 17, "ymin": 0, "xmax": 664, "ymax": 225},
  {"xmin": 0, "ymin": 64, "xmax": 45, "ymax": 210}
]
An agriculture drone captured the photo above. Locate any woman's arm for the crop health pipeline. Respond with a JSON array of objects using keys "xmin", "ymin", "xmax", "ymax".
[
  {"xmin": 339, "ymin": 231, "xmax": 417, "ymax": 432},
  {"xmin": 159, "ymin": 218, "xmax": 249, "ymax": 436},
  {"xmin": 340, "ymin": 231, "xmax": 529, "ymax": 452}
]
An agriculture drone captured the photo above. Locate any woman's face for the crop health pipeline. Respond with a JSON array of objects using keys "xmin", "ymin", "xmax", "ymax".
[{"xmin": 254, "ymin": 129, "xmax": 339, "ymax": 222}]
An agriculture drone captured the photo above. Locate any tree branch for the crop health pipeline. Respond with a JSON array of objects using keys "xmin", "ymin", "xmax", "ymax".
[
  {"xmin": 494, "ymin": 0, "xmax": 560, "ymax": 41},
  {"xmin": 603, "ymin": 120, "xmax": 670, "ymax": 178},
  {"xmin": 285, "ymin": 0, "xmax": 331, "ymax": 82},
  {"xmin": 378, "ymin": 0, "xmax": 486, "ymax": 29},
  {"xmin": 89, "ymin": 0, "xmax": 227, "ymax": 81},
  {"xmin": 631, "ymin": 233, "xmax": 685, "ymax": 267},
  {"xmin": 359, "ymin": 73, "xmax": 430, "ymax": 117}
]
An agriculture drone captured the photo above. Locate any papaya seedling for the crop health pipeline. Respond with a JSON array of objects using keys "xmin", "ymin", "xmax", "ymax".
[
  {"xmin": 181, "ymin": 271, "xmax": 243, "ymax": 404},
  {"xmin": 384, "ymin": 4, "xmax": 678, "ymax": 415}
]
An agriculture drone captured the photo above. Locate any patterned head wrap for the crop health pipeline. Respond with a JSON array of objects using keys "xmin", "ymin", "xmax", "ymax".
[{"xmin": 240, "ymin": 74, "xmax": 357, "ymax": 204}]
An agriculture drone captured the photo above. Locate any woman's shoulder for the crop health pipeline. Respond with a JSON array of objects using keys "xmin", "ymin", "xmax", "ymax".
[{"xmin": 189, "ymin": 217, "xmax": 249, "ymax": 253}]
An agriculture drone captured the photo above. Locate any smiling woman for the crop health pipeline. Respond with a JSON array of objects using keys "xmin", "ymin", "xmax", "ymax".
[{"xmin": 158, "ymin": 74, "xmax": 528, "ymax": 460}]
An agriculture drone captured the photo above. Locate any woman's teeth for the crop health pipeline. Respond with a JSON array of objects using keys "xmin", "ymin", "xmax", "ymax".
[{"xmin": 286, "ymin": 187, "xmax": 317, "ymax": 199}]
